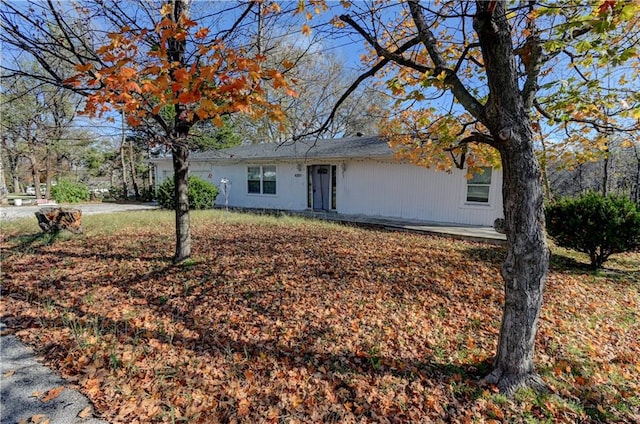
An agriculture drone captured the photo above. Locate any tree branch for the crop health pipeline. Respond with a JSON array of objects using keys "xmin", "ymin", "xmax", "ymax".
[
  {"xmin": 443, "ymin": 132, "xmax": 495, "ymax": 168},
  {"xmin": 407, "ymin": 0, "xmax": 485, "ymax": 123},
  {"xmin": 454, "ymin": 42, "xmax": 481, "ymax": 73},
  {"xmin": 218, "ymin": 1, "xmax": 256, "ymax": 42},
  {"xmin": 339, "ymin": 14, "xmax": 429, "ymax": 74},
  {"xmin": 520, "ymin": 2, "xmax": 543, "ymax": 109},
  {"xmin": 292, "ymin": 36, "xmax": 423, "ymax": 141},
  {"xmin": 534, "ymin": 99, "xmax": 639, "ymax": 133}
]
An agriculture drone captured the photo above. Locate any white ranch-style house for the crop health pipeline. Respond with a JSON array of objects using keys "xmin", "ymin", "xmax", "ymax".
[{"xmin": 151, "ymin": 136, "xmax": 503, "ymax": 227}]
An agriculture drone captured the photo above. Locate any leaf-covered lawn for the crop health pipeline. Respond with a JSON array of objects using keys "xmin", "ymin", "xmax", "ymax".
[{"xmin": 1, "ymin": 210, "xmax": 638, "ymax": 423}]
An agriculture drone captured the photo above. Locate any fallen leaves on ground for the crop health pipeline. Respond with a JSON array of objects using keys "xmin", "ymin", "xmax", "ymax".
[
  {"xmin": 78, "ymin": 406, "xmax": 94, "ymax": 418},
  {"xmin": 40, "ymin": 386, "xmax": 64, "ymax": 403},
  {"xmin": 1, "ymin": 211, "xmax": 638, "ymax": 423}
]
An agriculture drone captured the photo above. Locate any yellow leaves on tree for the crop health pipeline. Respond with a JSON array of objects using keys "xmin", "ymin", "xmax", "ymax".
[
  {"xmin": 382, "ymin": 110, "xmax": 500, "ymax": 173},
  {"xmin": 67, "ymin": 5, "xmax": 294, "ymax": 129}
]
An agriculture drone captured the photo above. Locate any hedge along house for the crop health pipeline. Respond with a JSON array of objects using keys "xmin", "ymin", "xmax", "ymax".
[{"xmin": 151, "ymin": 136, "xmax": 504, "ymax": 226}]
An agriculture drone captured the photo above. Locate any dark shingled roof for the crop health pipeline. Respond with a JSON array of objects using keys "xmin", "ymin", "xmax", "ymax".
[{"xmin": 189, "ymin": 136, "xmax": 396, "ymax": 163}]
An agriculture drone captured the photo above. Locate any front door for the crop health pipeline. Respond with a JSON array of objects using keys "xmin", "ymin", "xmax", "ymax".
[{"xmin": 309, "ymin": 165, "xmax": 331, "ymax": 211}]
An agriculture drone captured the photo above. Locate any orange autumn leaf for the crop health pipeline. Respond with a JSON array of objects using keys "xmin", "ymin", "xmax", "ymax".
[
  {"xmin": 194, "ymin": 27, "xmax": 209, "ymax": 39},
  {"xmin": 74, "ymin": 63, "xmax": 93, "ymax": 72},
  {"xmin": 123, "ymin": 81, "xmax": 141, "ymax": 93},
  {"xmin": 598, "ymin": 0, "xmax": 616, "ymax": 15},
  {"xmin": 172, "ymin": 67, "xmax": 190, "ymax": 83},
  {"xmin": 62, "ymin": 76, "xmax": 82, "ymax": 88},
  {"xmin": 41, "ymin": 386, "xmax": 64, "ymax": 403},
  {"xmin": 77, "ymin": 406, "xmax": 93, "ymax": 418},
  {"xmin": 212, "ymin": 115, "xmax": 223, "ymax": 127},
  {"xmin": 29, "ymin": 414, "xmax": 49, "ymax": 424},
  {"xmin": 118, "ymin": 67, "xmax": 137, "ymax": 79},
  {"xmin": 126, "ymin": 115, "xmax": 142, "ymax": 126},
  {"xmin": 177, "ymin": 91, "xmax": 199, "ymax": 103},
  {"xmin": 160, "ymin": 3, "xmax": 173, "ymax": 17}
]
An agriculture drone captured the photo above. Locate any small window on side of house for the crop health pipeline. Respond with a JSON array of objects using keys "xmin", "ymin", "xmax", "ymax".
[
  {"xmin": 262, "ymin": 166, "xmax": 276, "ymax": 194},
  {"xmin": 247, "ymin": 165, "xmax": 276, "ymax": 195},
  {"xmin": 247, "ymin": 166, "xmax": 262, "ymax": 194},
  {"xmin": 466, "ymin": 167, "xmax": 492, "ymax": 203}
]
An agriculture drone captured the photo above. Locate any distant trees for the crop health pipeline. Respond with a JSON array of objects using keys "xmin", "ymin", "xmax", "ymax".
[
  {"xmin": 545, "ymin": 139, "xmax": 640, "ymax": 204},
  {"xmin": 0, "ymin": 69, "xmax": 92, "ymax": 197},
  {"xmin": 231, "ymin": 43, "xmax": 389, "ymax": 143}
]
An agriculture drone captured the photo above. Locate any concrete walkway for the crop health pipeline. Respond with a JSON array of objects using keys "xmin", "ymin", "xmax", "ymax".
[
  {"xmin": 275, "ymin": 210, "xmax": 507, "ymax": 245},
  {"xmin": 0, "ymin": 323, "xmax": 108, "ymax": 424}
]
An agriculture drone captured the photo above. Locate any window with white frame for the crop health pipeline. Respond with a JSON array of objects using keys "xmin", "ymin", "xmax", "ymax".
[
  {"xmin": 247, "ymin": 165, "xmax": 276, "ymax": 194},
  {"xmin": 466, "ymin": 167, "xmax": 492, "ymax": 203}
]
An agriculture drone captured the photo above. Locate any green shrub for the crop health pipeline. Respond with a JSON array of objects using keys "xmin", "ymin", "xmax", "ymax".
[
  {"xmin": 545, "ymin": 192, "xmax": 640, "ymax": 269},
  {"xmin": 107, "ymin": 186, "xmax": 127, "ymax": 200},
  {"xmin": 156, "ymin": 175, "xmax": 218, "ymax": 210},
  {"xmin": 50, "ymin": 180, "xmax": 90, "ymax": 203}
]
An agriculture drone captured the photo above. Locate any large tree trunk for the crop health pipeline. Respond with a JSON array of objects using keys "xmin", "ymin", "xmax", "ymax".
[
  {"xmin": 171, "ymin": 141, "xmax": 190, "ymax": 263},
  {"xmin": 484, "ymin": 122, "xmax": 550, "ymax": 394},
  {"xmin": 168, "ymin": 0, "xmax": 191, "ymax": 264},
  {"xmin": 473, "ymin": 1, "xmax": 550, "ymax": 394}
]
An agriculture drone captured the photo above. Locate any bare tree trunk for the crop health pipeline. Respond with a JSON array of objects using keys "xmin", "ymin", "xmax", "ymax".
[
  {"xmin": 120, "ymin": 142, "xmax": 128, "ymax": 198},
  {"xmin": 169, "ymin": 0, "xmax": 192, "ymax": 264},
  {"xmin": 147, "ymin": 143, "xmax": 154, "ymax": 193},
  {"xmin": 120, "ymin": 110, "xmax": 128, "ymax": 199},
  {"xmin": 128, "ymin": 138, "xmax": 140, "ymax": 199},
  {"xmin": 602, "ymin": 144, "xmax": 609, "ymax": 196},
  {"xmin": 45, "ymin": 141, "xmax": 53, "ymax": 199},
  {"xmin": 632, "ymin": 143, "xmax": 640, "ymax": 205},
  {"xmin": 29, "ymin": 155, "xmax": 42, "ymax": 199},
  {"xmin": 484, "ymin": 122, "xmax": 549, "ymax": 394},
  {"xmin": 172, "ymin": 140, "xmax": 190, "ymax": 263},
  {"xmin": 0, "ymin": 144, "xmax": 8, "ymax": 205},
  {"xmin": 256, "ymin": 1, "xmax": 263, "ymax": 55},
  {"xmin": 473, "ymin": 0, "xmax": 549, "ymax": 394}
]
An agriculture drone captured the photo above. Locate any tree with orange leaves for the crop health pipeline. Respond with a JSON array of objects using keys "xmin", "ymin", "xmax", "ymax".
[
  {"xmin": 1, "ymin": 0, "xmax": 296, "ymax": 263},
  {"xmin": 70, "ymin": 1, "xmax": 296, "ymax": 263}
]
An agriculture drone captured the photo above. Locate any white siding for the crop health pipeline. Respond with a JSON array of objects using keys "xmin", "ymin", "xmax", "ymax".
[
  {"xmin": 212, "ymin": 162, "xmax": 308, "ymax": 210},
  {"xmin": 338, "ymin": 160, "xmax": 502, "ymax": 226},
  {"xmin": 155, "ymin": 161, "xmax": 216, "ymax": 186},
  {"xmin": 153, "ymin": 158, "xmax": 503, "ymax": 226}
]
